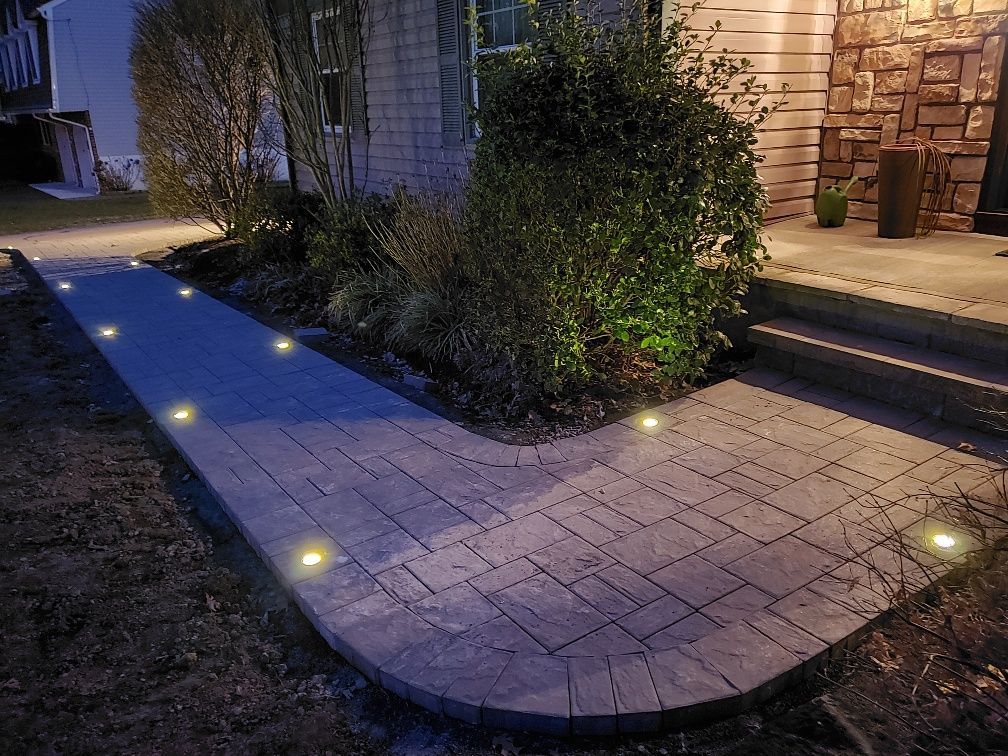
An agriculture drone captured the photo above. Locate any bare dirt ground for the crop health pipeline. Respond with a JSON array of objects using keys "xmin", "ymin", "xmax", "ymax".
[{"xmin": 1, "ymin": 252, "xmax": 1005, "ymax": 755}]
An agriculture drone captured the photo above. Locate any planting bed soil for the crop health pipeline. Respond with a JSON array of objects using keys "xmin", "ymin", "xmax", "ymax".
[{"xmin": 2, "ymin": 250, "xmax": 1005, "ymax": 754}]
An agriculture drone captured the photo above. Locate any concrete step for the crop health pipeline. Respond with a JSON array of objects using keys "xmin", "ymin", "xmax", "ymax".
[
  {"xmin": 749, "ymin": 317, "xmax": 1008, "ymax": 434},
  {"xmin": 743, "ymin": 272, "xmax": 1008, "ymax": 367}
]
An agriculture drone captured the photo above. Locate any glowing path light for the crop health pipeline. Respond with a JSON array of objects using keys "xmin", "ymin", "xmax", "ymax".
[
  {"xmin": 178, "ymin": 287, "xmax": 193, "ymax": 297},
  {"xmin": 275, "ymin": 340, "xmax": 292, "ymax": 351},
  {"xmin": 100, "ymin": 327, "xmax": 117, "ymax": 337},
  {"xmin": 641, "ymin": 417, "xmax": 659, "ymax": 428},
  {"xmin": 301, "ymin": 551, "xmax": 323, "ymax": 566},
  {"xmin": 172, "ymin": 408, "xmax": 191, "ymax": 421},
  {"xmin": 931, "ymin": 533, "xmax": 956, "ymax": 550}
]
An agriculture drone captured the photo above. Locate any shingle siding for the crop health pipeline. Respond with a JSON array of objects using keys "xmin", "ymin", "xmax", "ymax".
[{"xmin": 296, "ymin": 0, "xmax": 470, "ymax": 194}]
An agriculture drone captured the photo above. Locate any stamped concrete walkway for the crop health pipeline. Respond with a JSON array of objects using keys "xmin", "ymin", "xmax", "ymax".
[{"xmin": 8, "ymin": 221, "xmax": 1006, "ymax": 735}]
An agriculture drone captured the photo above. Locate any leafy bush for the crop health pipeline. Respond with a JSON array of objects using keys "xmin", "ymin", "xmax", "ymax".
[
  {"xmin": 460, "ymin": 2, "xmax": 780, "ymax": 402},
  {"xmin": 305, "ymin": 195, "xmax": 394, "ymax": 280},
  {"xmin": 131, "ymin": 0, "xmax": 278, "ymax": 236}
]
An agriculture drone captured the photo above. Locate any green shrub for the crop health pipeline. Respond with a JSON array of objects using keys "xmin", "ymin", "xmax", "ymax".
[
  {"xmin": 234, "ymin": 188, "xmax": 326, "ymax": 264},
  {"xmin": 460, "ymin": 1, "xmax": 780, "ymax": 402},
  {"xmin": 305, "ymin": 195, "xmax": 393, "ymax": 280}
]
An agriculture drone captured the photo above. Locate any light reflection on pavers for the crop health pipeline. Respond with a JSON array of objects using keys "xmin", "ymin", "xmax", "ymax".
[{"xmin": 12, "ymin": 220, "xmax": 1007, "ymax": 735}]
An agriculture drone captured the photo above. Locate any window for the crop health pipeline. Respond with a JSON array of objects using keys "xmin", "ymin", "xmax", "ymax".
[
  {"xmin": 467, "ymin": 1, "xmax": 535, "ymax": 121},
  {"xmin": 311, "ymin": 10, "xmax": 343, "ymax": 132},
  {"xmin": 472, "ymin": 1, "xmax": 533, "ymax": 56}
]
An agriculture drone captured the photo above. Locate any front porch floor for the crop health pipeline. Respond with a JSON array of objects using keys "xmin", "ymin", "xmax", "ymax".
[{"xmin": 762, "ymin": 216, "xmax": 1008, "ymax": 329}]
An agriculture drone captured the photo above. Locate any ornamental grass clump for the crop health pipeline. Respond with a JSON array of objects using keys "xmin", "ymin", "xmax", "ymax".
[{"xmin": 459, "ymin": 1, "xmax": 782, "ymax": 406}]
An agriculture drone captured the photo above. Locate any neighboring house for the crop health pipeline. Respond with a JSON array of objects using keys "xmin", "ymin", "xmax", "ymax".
[
  {"xmin": 0, "ymin": 0, "xmax": 143, "ymax": 193},
  {"xmin": 293, "ymin": 0, "xmax": 1008, "ymax": 233}
]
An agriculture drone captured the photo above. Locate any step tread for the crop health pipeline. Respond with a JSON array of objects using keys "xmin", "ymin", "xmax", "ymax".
[{"xmin": 750, "ymin": 317, "xmax": 1008, "ymax": 393}]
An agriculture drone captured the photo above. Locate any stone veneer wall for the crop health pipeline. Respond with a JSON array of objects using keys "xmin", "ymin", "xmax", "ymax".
[{"xmin": 820, "ymin": 0, "xmax": 1007, "ymax": 231}]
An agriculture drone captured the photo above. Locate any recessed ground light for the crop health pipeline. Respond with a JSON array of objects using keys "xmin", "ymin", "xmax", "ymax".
[
  {"xmin": 32, "ymin": 256, "xmax": 40, "ymax": 261},
  {"xmin": 931, "ymin": 533, "xmax": 956, "ymax": 550},
  {"xmin": 301, "ymin": 551, "xmax": 323, "ymax": 566},
  {"xmin": 178, "ymin": 287, "xmax": 193, "ymax": 297},
  {"xmin": 58, "ymin": 282, "xmax": 71, "ymax": 290},
  {"xmin": 130, "ymin": 260, "xmax": 140, "ymax": 267},
  {"xmin": 172, "ymin": 408, "xmax": 190, "ymax": 420},
  {"xmin": 100, "ymin": 327, "xmax": 117, "ymax": 337},
  {"xmin": 275, "ymin": 340, "xmax": 292, "ymax": 351},
  {"xmin": 641, "ymin": 417, "xmax": 659, "ymax": 428}
]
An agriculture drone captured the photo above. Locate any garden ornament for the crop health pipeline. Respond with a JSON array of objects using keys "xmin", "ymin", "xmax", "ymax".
[{"xmin": 815, "ymin": 176, "xmax": 859, "ymax": 228}]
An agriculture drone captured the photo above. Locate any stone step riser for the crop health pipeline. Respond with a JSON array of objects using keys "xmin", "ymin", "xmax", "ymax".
[
  {"xmin": 751, "ymin": 331, "xmax": 1008, "ymax": 434},
  {"xmin": 744, "ymin": 281, "xmax": 1008, "ymax": 368}
]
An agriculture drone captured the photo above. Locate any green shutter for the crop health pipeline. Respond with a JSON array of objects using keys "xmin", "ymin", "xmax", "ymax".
[
  {"xmin": 537, "ymin": 0, "xmax": 564, "ymax": 22},
  {"xmin": 437, "ymin": 0, "xmax": 464, "ymax": 146}
]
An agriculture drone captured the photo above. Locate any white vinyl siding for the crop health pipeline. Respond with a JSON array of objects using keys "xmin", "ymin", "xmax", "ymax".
[{"xmin": 669, "ymin": 0, "xmax": 837, "ymax": 220}]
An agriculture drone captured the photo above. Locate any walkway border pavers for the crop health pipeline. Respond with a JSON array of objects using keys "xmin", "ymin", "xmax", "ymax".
[{"xmin": 10, "ymin": 223, "xmax": 1005, "ymax": 735}]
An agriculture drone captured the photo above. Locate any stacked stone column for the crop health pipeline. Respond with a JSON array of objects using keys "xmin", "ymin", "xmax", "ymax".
[{"xmin": 820, "ymin": 0, "xmax": 1006, "ymax": 231}]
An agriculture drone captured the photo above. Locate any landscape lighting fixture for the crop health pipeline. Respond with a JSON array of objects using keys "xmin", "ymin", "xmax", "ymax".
[
  {"xmin": 58, "ymin": 282, "xmax": 71, "ymax": 290},
  {"xmin": 172, "ymin": 408, "xmax": 190, "ymax": 421},
  {"xmin": 301, "ymin": 551, "xmax": 323, "ymax": 567},
  {"xmin": 100, "ymin": 327, "xmax": 117, "ymax": 337},
  {"xmin": 641, "ymin": 416, "xmax": 659, "ymax": 428},
  {"xmin": 275, "ymin": 340, "xmax": 292, "ymax": 351},
  {"xmin": 130, "ymin": 260, "xmax": 140, "ymax": 267},
  {"xmin": 178, "ymin": 287, "xmax": 193, "ymax": 297},
  {"xmin": 931, "ymin": 533, "xmax": 956, "ymax": 550},
  {"xmin": 32, "ymin": 256, "xmax": 40, "ymax": 261}
]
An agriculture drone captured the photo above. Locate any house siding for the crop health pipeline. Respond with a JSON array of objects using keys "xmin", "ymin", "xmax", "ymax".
[
  {"xmin": 296, "ymin": 0, "xmax": 470, "ymax": 194},
  {"xmin": 678, "ymin": 0, "xmax": 839, "ymax": 220},
  {"xmin": 304, "ymin": 0, "xmax": 838, "ymax": 217},
  {"xmin": 48, "ymin": 0, "xmax": 140, "ymax": 164}
]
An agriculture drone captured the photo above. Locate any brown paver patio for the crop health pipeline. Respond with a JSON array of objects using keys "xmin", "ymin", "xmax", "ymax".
[{"xmin": 7, "ymin": 220, "xmax": 1007, "ymax": 735}]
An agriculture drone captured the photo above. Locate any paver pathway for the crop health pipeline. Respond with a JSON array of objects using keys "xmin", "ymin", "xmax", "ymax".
[{"xmin": 8, "ymin": 221, "xmax": 1006, "ymax": 735}]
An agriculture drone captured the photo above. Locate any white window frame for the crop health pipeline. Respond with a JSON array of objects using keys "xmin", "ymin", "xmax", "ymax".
[
  {"xmin": 311, "ymin": 8, "xmax": 343, "ymax": 135},
  {"xmin": 467, "ymin": 1, "xmax": 534, "ymax": 118}
]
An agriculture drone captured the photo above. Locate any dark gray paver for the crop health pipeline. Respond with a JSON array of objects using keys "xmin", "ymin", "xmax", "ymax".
[
  {"xmin": 609, "ymin": 653, "xmax": 662, "ymax": 732},
  {"xmin": 483, "ymin": 654, "xmax": 570, "ymax": 735},
  {"xmin": 27, "ymin": 231, "xmax": 998, "ymax": 735},
  {"xmin": 602, "ymin": 518, "xmax": 713, "ymax": 575},
  {"xmin": 568, "ymin": 656, "xmax": 618, "ymax": 735},
  {"xmin": 489, "ymin": 574, "xmax": 608, "ymax": 652},
  {"xmin": 617, "ymin": 591, "xmax": 694, "ymax": 640},
  {"xmin": 413, "ymin": 583, "xmax": 501, "ymax": 634},
  {"xmin": 464, "ymin": 513, "xmax": 571, "ymax": 567},
  {"xmin": 692, "ymin": 623, "xmax": 800, "ymax": 698},
  {"xmin": 463, "ymin": 614, "xmax": 546, "ymax": 653},
  {"xmin": 555, "ymin": 623, "xmax": 648, "ymax": 656},
  {"xmin": 643, "ymin": 612, "xmax": 721, "ymax": 650},
  {"xmin": 405, "ymin": 541, "xmax": 492, "ymax": 593},
  {"xmin": 648, "ymin": 555, "xmax": 745, "ymax": 609},
  {"xmin": 527, "ymin": 536, "xmax": 615, "ymax": 585}
]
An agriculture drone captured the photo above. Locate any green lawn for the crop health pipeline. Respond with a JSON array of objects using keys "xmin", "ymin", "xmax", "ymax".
[{"xmin": 0, "ymin": 183, "xmax": 158, "ymax": 235}]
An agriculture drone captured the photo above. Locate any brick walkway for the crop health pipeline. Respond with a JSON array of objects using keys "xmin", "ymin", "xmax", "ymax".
[{"xmin": 9, "ymin": 221, "xmax": 1005, "ymax": 735}]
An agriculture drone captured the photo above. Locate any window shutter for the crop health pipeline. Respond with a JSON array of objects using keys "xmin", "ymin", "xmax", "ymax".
[
  {"xmin": 437, "ymin": 0, "xmax": 464, "ymax": 146},
  {"xmin": 349, "ymin": 67, "xmax": 366, "ymax": 132},
  {"xmin": 536, "ymin": 0, "xmax": 564, "ymax": 22}
]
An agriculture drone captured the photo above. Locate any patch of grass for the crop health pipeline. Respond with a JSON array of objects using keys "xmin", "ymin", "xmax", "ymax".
[{"xmin": 0, "ymin": 182, "xmax": 156, "ymax": 235}]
